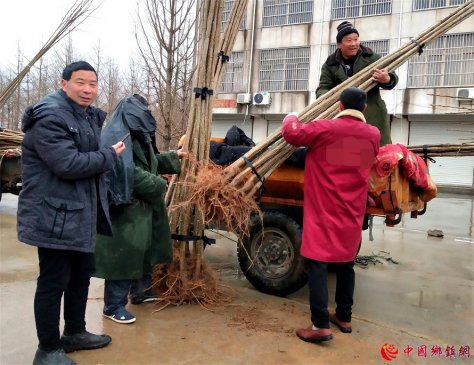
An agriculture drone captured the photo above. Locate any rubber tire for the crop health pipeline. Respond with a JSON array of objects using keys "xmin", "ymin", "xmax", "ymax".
[{"xmin": 238, "ymin": 210, "xmax": 307, "ymax": 297}]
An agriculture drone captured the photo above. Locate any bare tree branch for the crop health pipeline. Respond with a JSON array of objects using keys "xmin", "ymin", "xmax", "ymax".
[
  {"xmin": 0, "ymin": 0, "xmax": 98, "ymax": 109},
  {"xmin": 135, "ymin": 0, "xmax": 196, "ymax": 150}
]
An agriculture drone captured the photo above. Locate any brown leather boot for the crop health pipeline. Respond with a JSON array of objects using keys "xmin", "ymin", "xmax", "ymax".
[
  {"xmin": 296, "ymin": 326, "xmax": 333, "ymax": 343},
  {"xmin": 329, "ymin": 313, "xmax": 352, "ymax": 333}
]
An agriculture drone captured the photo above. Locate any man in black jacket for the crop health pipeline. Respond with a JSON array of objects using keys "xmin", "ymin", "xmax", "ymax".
[{"xmin": 18, "ymin": 61, "xmax": 125, "ymax": 365}]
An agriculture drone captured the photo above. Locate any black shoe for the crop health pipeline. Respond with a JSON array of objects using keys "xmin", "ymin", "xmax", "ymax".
[
  {"xmin": 61, "ymin": 330, "xmax": 111, "ymax": 353},
  {"xmin": 33, "ymin": 348, "xmax": 77, "ymax": 365}
]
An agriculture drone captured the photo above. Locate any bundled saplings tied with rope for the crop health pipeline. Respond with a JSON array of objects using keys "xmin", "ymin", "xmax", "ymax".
[
  {"xmin": 222, "ymin": 1, "xmax": 474, "ymax": 200},
  {"xmin": 152, "ymin": 0, "xmax": 253, "ymax": 310},
  {"xmin": 152, "ymin": 1, "xmax": 474, "ymax": 308},
  {"xmin": 187, "ymin": 0, "xmax": 474, "ymax": 205},
  {"xmin": 0, "ymin": 129, "xmax": 24, "ymax": 155}
]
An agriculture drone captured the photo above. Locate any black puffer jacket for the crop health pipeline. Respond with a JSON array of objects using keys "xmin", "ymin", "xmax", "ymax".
[{"xmin": 17, "ymin": 90, "xmax": 117, "ymax": 253}]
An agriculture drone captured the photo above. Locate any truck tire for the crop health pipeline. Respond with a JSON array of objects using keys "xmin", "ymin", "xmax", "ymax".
[{"xmin": 237, "ymin": 210, "xmax": 307, "ymax": 297}]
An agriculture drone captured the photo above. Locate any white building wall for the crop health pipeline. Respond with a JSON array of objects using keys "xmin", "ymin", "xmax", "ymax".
[
  {"xmin": 251, "ymin": 117, "xmax": 269, "ymax": 143},
  {"xmin": 215, "ymin": 0, "xmax": 472, "ymax": 117},
  {"xmin": 212, "ymin": 0, "xmax": 473, "ymax": 184},
  {"xmin": 390, "ymin": 116, "xmax": 410, "ymax": 145}
]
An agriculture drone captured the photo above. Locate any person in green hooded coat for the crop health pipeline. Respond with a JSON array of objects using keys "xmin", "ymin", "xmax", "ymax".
[
  {"xmin": 94, "ymin": 94, "xmax": 186, "ymax": 324},
  {"xmin": 316, "ymin": 21, "xmax": 398, "ymax": 146}
]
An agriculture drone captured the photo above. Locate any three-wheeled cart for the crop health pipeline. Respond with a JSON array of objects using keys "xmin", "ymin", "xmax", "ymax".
[{"xmin": 237, "ymin": 162, "xmax": 431, "ymax": 297}]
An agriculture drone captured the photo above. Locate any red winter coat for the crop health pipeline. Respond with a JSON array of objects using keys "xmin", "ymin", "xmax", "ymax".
[{"xmin": 282, "ymin": 110, "xmax": 380, "ymax": 262}]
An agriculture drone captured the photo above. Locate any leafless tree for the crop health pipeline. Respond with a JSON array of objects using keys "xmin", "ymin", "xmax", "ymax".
[
  {"xmin": 0, "ymin": 51, "xmax": 58, "ymax": 130},
  {"xmin": 98, "ymin": 59, "xmax": 123, "ymax": 115},
  {"xmin": 0, "ymin": 0, "xmax": 98, "ymax": 114},
  {"xmin": 135, "ymin": 0, "xmax": 196, "ymax": 150},
  {"xmin": 91, "ymin": 41, "xmax": 129, "ymax": 115},
  {"xmin": 0, "ymin": 39, "xmax": 126, "ymax": 129},
  {"xmin": 0, "ymin": 67, "xmax": 18, "ymax": 129},
  {"xmin": 123, "ymin": 58, "xmax": 146, "ymax": 97}
]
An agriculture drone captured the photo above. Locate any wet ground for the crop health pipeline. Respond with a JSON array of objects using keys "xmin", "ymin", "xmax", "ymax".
[{"xmin": 0, "ymin": 193, "xmax": 473, "ymax": 365}]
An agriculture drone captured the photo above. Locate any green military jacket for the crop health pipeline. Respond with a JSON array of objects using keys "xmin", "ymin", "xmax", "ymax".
[
  {"xmin": 94, "ymin": 138, "xmax": 181, "ymax": 280},
  {"xmin": 316, "ymin": 45, "xmax": 398, "ymax": 146}
]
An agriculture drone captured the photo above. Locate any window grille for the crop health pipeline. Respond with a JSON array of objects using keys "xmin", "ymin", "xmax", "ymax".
[
  {"xmin": 259, "ymin": 47, "xmax": 310, "ymax": 91},
  {"xmin": 331, "ymin": 0, "xmax": 392, "ymax": 19},
  {"xmin": 328, "ymin": 39, "xmax": 390, "ymax": 56},
  {"xmin": 219, "ymin": 51, "xmax": 244, "ymax": 93},
  {"xmin": 222, "ymin": 0, "xmax": 246, "ymax": 31},
  {"xmin": 413, "ymin": 0, "xmax": 466, "ymax": 11},
  {"xmin": 263, "ymin": 0, "xmax": 313, "ymax": 27},
  {"xmin": 408, "ymin": 33, "xmax": 474, "ymax": 88}
]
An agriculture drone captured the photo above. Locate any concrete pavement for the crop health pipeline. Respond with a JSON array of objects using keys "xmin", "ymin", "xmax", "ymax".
[{"xmin": 0, "ymin": 192, "xmax": 473, "ymax": 365}]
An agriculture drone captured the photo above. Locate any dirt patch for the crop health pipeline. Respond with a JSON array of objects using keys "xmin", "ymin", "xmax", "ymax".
[{"xmin": 217, "ymin": 299, "xmax": 308, "ymax": 336}]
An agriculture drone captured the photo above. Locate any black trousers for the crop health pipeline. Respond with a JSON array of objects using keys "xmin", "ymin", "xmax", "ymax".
[
  {"xmin": 305, "ymin": 258, "xmax": 355, "ymax": 329},
  {"xmin": 34, "ymin": 247, "xmax": 95, "ymax": 351}
]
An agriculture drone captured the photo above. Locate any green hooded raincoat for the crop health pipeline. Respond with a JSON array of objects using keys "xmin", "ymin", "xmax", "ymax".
[{"xmin": 94, "ymin": 139, "xmax": 180, "ymax": 280}]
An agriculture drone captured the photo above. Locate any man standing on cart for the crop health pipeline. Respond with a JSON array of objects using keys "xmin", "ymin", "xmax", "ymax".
[{"xmin": 317, "ymin": 21, "xmax": 397, "ymax": 146}]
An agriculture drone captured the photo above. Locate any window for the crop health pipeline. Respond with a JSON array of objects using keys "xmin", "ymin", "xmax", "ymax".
[
  {"xmin": 219, "ymin": 51, "xmax": 244, "ymax": 93},
  {"xmin": 331, "ymin": 0, "xmax": 392, "ymax": 19},
  {"xmin": 259, "ymin": 47, "xmax": 310, "ymax": 91},
  {"xmin": 413, "ymin": 0, "xmax": 466, "ymax": 11},
  {"xmin": 408, "ymin": 33, "xmax": 474, "ymax": 87},
  {"xmin": 222, "ymin": 0, "xmax": 246, "ymax": 31},
  {"xmin": 263, "ymin": 0, "xmax": 313, "ymax": 27},
  {"xmin": 329, "ymin": 39, "xmax": 390, "ymax": 57}
]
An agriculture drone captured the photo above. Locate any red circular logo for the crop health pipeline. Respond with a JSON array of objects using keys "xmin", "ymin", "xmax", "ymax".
[{"xmin": 380, "ymin": 343, "xmax": 398, "ymax": 361}]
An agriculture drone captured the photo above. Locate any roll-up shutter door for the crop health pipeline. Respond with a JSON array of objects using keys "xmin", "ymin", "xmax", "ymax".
[
  {"xmin": 268, "ymin": 120, "xmax": 282, "ymax": 135},
  {"xmin": 409, "ymin": 121, "xmax": 473, "ymax": 187},
  {"xmin": 212, "ymin": 119, "xmax": 253, "ymax": 139}
]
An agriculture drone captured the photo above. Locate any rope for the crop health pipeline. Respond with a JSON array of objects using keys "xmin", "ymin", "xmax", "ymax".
[
  {"xmin": 171, "ymin": 234, "xmax": 216, "ymax": 246},
  {"xmin": 422, "ymin": 145, "xmax": 437, "ymax": 163},
  {"xmin": 193, "ymin": 87, "xmax": 214, "ymax": 100},
  {"xmin": 242, "ymin": 156, "xmax": 264, "ymax": 184},
  {"xmin": 206, "ymin": 229, "xmax": 240, "ymax": 244},
  {"xmin": 355, "ymin": 251, "xmax": 399, "ymax": 269},
  {"xmin": 218, "ymin": 50, "xmax": 230, "ymax": 63},
  {"xmin": 410, "ymin": 39, "xmax": 425, "ymax": 55}
]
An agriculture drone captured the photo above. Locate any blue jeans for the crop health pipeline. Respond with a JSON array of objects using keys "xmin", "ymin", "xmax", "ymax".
[{"xmin": 103, "ymin": 275, "xmax": 152, "ymax": 314}]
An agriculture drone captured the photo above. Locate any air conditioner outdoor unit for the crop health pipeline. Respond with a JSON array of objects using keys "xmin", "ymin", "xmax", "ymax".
[
  {"xmin": 456, "ymin": 87, "xmax": 474, "ymax": 100},
  {"xmin": 253, "ymin": 91, "xmax": 271, "ymax": 106},
  {"xmin": 236, "ymin": 93, "xmax": 252, "ymax": 104}
]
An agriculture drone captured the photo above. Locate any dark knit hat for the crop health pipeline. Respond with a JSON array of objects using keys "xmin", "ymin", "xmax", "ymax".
[
  {"xmin": 336, "ymin": 21, "xmax": 359, "ymax": 42},
  {"xmin": 340, "ymin": 87, "xmax": 367, "ymax": 112}
]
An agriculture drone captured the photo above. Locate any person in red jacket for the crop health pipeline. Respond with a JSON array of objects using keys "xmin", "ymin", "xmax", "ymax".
[{"xmin": 282, "ymin": 87, "xmax": 380, "ymax": 343}]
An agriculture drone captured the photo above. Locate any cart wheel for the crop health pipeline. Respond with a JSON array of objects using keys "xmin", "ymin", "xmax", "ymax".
[{"xmin": 238, "ymin": 210, "xmax": 307, "ymax": 297}]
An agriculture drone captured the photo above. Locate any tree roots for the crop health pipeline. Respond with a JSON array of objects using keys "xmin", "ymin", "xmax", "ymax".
[
  {"xmin": 151, "ymin": 253, "xmax": 233, "ymax": 311},
  {"xmin": 170, "ymin": 157, "xmax": 262, "ymax": 238}
]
